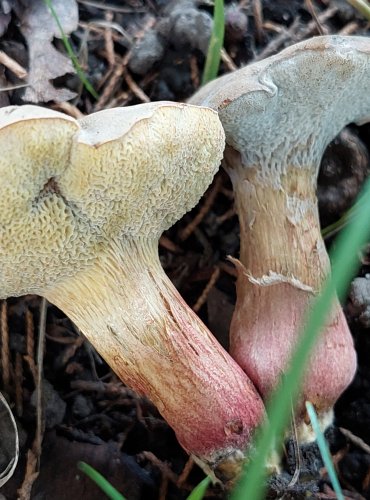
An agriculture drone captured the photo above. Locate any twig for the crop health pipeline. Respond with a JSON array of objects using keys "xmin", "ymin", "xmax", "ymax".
[
  {"xmin": 18, "ymin": 299, "xmax": 48, "ymax": 500},
  {"xmin": 253, "ymin": 0, "xmax": 265, "ymax": 43},
  {"xmin": 159, "ymin": 235, "xmax": 183, "ymax": 254},
  {"xmin": 34, "ymin": 298, "xmax": 47, "ymax": 459},
  {"xmin": 0, "ymin": 51, "xmax": 27, "ymax": 79},
  {"xmin": 1, "ymin": 301, "xmax": 10, "ymax": 394},
  {"xmin": 216, "ymin": 206, "xmax": 235, "ymax": 224},
  {"xmin": 159, "ymin": 474, "xmax": 169, "ymax": 500},
  {"xmin": 124, "ymin": 71, "xmax": 150, "ymax": 103},
  {"xmin": 177, "ymin": 457, "xmax": 194, "ymax": 487},
  {"xmin": 179, "ymin": 175, "xmax": 222, "ymax": 241},
  {"xmin": 15, "ymin": 353, "xmax": 23, "ymax": 417},
  {"xmin": 305, "ymin": 0, "xmax": 325, "ymax": 35},
  {"xmin": 339, "ymin": 427, "xmax": 370, "ymax": 455},
  {"xmin": 51, "ymin": 101, "xmax": 84, "ymax": 119},
  {"xmin": 94, "ymin": 54, "xmax": 128, "ymax": 111},
  {"xmin": 287, "ymin": 403, "xmax": 302, "ymax": 487},
  {"xmin": 138, "ymin": 451, "xmax": 179, "ymax": 484},
  {"xmin": 77, "ymin": 0, "xmax": 146, "ymax": 13},
  {"xmin": 189, "ymin": 55, "xmax": 200, "ymax": 88},
  {"xmin": 254, "ymin": 7, "xmax": 337, "ymax": 61},
  {"xmin": 103, "ymin": 11, "xmax": 116, "ymax": 67},
  {"xmin": 25, "ymin": 309, "xmax": 37, "ymax": 385},
  {"xmin": 220, "ymin": 48, "xmax": 238, "ymax": 71},
  {"xmin": 193, "ymin": 267, "xmax": 220, "ymax": 312},
  {"xmin": 338, "ymin": 21, "xmax": 362, "ymax": 34}
]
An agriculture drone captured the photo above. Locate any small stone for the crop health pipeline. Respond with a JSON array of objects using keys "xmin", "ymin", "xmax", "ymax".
[
  {"xmin": 30, "ymin": 379, "xmax": 66, "ymax": 429},
  {"xmin": 129, "ymin": 30, "xmax": 166, "ymax": 75},
  {"xmin": 72, "ymin": 394, "xmax": 94, "ymax": 419}
]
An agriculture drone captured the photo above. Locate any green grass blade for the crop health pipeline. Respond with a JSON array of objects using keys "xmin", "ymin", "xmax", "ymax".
[
  {"xmin": 305, "ymin": 401, "xmax": 344, "ymax": 500},
  {"xmin": 321, "ymin": 205, "xmax": 357, "ymax": 239},
  {"xmin": 78, "ymin": 461, "xmax": 126, "ymax": 500},
  {"xmin": 232, "ymin": 176, "xmax": 370, "ymax": 500},
  {"xmin": 346, "ymin": 0, "xmax": 370, "ymax": 21},
  {"xmin": 201, "ymin": 0, "xmax": 225, "ymax": 85},
  {"xmin": 186, "ymin": 476, "xmax": 211, "ymax": 500},
  {"xmin": 43, "ymin": 0, "xmax": 99, "ymax": 99}
]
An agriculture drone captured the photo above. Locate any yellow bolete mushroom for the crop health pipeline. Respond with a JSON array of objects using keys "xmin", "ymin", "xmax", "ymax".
[
  {"xmin": 0, "ymin": 103, "xmax": 265, "ymax": 482},
  {"xmin": 190, "ymin": 35, "xmax": 370, "ymax": 440}
]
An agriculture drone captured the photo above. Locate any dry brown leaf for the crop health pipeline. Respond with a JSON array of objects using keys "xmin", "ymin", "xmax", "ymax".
[{"xmin": 16, "ymin": 0, "xmax": 78, "ymax": 103}]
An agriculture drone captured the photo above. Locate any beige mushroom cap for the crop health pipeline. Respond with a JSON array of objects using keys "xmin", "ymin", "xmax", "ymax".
[
  {"xmin": 0, "ymin": 103, "xmax": 224, "ymax": 297},
  {"xmin": 190, "ymin": 35, "xmax": 370, "ymax": 179}
]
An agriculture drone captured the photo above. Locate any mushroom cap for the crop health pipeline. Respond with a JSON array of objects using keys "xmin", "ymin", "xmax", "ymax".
[
  {"xmin": 0, "ymin": 103, "xmax": 224, "ymax": 297},
  {"xmin": 190, "ymin": 35, "xmax": 370, "ymax": 180}
]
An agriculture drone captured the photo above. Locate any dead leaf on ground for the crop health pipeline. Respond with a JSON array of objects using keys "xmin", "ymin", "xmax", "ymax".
[{"xmin": 15, "ymin": 0, "xmax": 78, "ymax": 103}]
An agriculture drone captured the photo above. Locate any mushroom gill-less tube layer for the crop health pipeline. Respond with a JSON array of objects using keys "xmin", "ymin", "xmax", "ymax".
[
  {"xmin": 190, "ymin": 35, "xmax": 370, "ymax": 441},
  {"xmin": 0, "ymin": 103, "xmax": 265, "ymax": 484}
]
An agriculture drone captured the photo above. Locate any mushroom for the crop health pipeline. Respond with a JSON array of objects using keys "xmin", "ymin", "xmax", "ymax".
[
  {"xmin": 0, "ymin": 103, "xmax": 265, "ymax": 482},
  {"xmin": 189, "ymin": 35, "xmax": 370, "ymax": 440}
]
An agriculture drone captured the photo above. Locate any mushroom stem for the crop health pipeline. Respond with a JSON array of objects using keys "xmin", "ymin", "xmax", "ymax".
[
  {"xmin": 188, "ymin": 35, "xmax": 370, "ymax": 440},
  {"xmin": 227, "ymin": 154, "xmax": 328, "ymax": 288},
  {"xmin": 46, "ymin": 236, "xmax": 265, "ymax": 478},
  {"xmin": 0, "ymin": 102, "xmax": 266, "ymax": 484},
  {"xmin": 226, "ymin": 150, "xmax": 356, "ymax": 440}
]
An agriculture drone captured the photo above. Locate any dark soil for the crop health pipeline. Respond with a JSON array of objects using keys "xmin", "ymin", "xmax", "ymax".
[{"xmin": 0, "ymin": 1, "xmax": 370, "ymax": 499}]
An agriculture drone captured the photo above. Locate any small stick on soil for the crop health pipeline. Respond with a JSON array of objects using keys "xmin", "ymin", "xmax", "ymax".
[
  {"xmin": 17, "ymin": 450, "xmax": 39, "ymax": 500},
  {"xmin": 362, "ymin": 465, "xmax": 370, "ymax": 491},
  {"xmin": 94, "ymin": 54, "xmax": 128, "ymax": 111},
  {"xmin": 177, "ymin": 457, "xmax": 194, "ymax": 487},
  {"xmin": 179, "ymin": 175, "xmax": 222, "ymax": 241},
  {"xmin": 340, "ymin": 427, "xmax": 370, "ymax": 455},
  {"xmin": 220, "ymin": 48, "xmax": 238, "ymax": 71},
  {"xmin": 77, "ymin": 0, "xmax": 146, "ymax": 13},
  {"xmin": 193, "ymin": 266, "xmax": 220, "ymax": 313},
  {"xmin": 103, "ymin": 11, "xmax": 116, "ymax": 67},
  {"xmin": 34, "ymin": 298, "xmax": 47, "ymax": 455},
  {"xmin": 15, "ymin": 352, "xmax": 23, "ymax": 417},
  {"xmin": 51, "ymin": 102, "xmax": 84, "ymax": 119},
  {"xmin": 0, "ymin": 51, "xmax": 27, "ymax": 79},
  {"xmin": 18, "ymin": 299, "xmax": 47, "ymax": 500},
  {"xmin": 190, "ymin": 55, "xmax": 200, "ymax": 88},
  {"xmin": 159, "ymin": 474, "xmax": 169, "ymax": 500},
  {"xmin": 25, "ymin": 309, "xmax": 37, "ymax": 385},
  {"xmin": 287, "ymin": 405, "xmax": 302, "ymax": 487},
  {"xmin": 263, "ymin": 21, "xmax": 286, "ymax": 34},
  {"xmin": 59, "ymin": 335, "xmax": 84, "ymax": 367},
  {"xmin": 159, "ymin": 235, "xmax": 183, "ymax": 254},
  {"xmin": 215, "ymin": 206, "xmax": 235, "ymax": 224},
  {"xmin": 252, "ymin": 0, "xmax": 265, "ymax": 44},
  {"xmin": 255, "ymin": 7, "xmax": 337, "ymax": 61},
  {"xmin": 1, "ymin": 301, "xmax": 10, "ymax": 394},
  {"xmin": 138, "ymin": 451, "xmax": 179, "ymax": 485},
  {"xmin": 339, "ymin": 21, "xmax": 362, "ymax": 35},
  {"xmin": 123, "ymin": 71, "xmax": 151, "ymax": 103},
  {"xmin": 295, "ymin": 6, "xmax": 337, "ymax": 39},
  {"xmin": 254, "ymin": 19, "xmax": 300, "ymax": 61},
  {"xmin": 219, "ymin": 260, "xmax": 238, "ymax": 278},
  {"xmin": 305, "ymin": 0, "xmax": 325, "ymax": 35}
]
